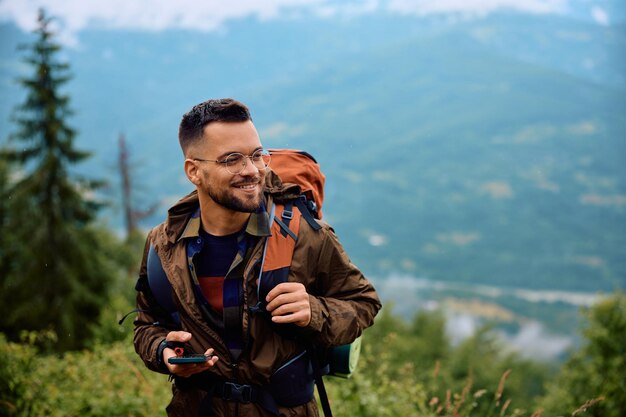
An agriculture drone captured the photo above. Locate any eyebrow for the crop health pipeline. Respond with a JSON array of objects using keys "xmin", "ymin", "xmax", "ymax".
[{"xmin": 215, "ymin": 146, "xmax": 263, "ymax": 160}]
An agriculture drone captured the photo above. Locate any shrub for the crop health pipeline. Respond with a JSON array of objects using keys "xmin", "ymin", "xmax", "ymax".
[{"xmin": 0, "ymin": 333, "xmax": 170, "ymax": 417}]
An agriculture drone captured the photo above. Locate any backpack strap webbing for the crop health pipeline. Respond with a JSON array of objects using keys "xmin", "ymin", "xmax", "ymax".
[
  {"xmin": 294, "ymin": 197, "xmax": 322, "ymax": 231},
  {"xmin": 146, "ymin": 243, "xmax": 181, "ymax": 327},
  {"xmin": 309, "ymin": 344, "xmax": 334, "ymax": 417}
]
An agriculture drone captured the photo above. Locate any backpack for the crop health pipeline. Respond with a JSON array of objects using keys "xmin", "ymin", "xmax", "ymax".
[
  {"xmin": 266, "ymin": 149, "xmax": 361, "ymax": 379},
  {"xmin": 268, "ymin": 149, "xmax": 325, "ymax": 219}
]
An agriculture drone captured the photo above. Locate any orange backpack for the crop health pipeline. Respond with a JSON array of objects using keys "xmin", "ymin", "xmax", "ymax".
[
  {"xmin": 263, "ymin": 150, "xmax": 360, "ymax": 379},
  {"xmin": 268, "ymin": 149, "xmax": 325, "ymax": 219},
  {"xmin": 255, "ymin": 149, "xmax": 324, "ymax": 312}
]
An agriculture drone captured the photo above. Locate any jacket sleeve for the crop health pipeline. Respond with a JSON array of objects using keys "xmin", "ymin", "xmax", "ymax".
[
  {"xmin": 302, "ymin": 224, "xmax": 382, "ymax": 347},
  {"xmin": 132, "ymin": 231, "xmax": 173, "ymax": 374}
]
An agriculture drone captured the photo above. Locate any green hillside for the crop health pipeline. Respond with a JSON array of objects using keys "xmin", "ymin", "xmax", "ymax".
[{"xmin": 251, "ymin": 31, "xmax": 625, "ymax": 293}]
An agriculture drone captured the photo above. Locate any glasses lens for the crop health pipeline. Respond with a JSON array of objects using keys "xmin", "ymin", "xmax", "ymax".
[
  {"xmin": 224, "ymin": 153, "xmax": 245, "ymax": 174},
  {"xmin": 252, "ymin": 150, "xmax": 271, "ymax": 171}
]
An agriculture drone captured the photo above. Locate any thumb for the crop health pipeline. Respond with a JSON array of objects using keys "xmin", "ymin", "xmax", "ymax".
[{"xmin": 166, "ymin": 331, "xmax": 192, "ymax": 343}]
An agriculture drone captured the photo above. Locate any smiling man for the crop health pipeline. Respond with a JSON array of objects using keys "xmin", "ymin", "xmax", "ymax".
[{"xmin": 133, "ymin": 98, "xmax": 381, "ymax": 417}]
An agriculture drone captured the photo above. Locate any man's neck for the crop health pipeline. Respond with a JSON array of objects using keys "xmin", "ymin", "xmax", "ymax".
[{"xmin": 199, "ymin": 197, "xmax": 251, "ymax": 236}]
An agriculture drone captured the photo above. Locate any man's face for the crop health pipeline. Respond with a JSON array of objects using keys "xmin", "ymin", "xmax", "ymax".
[{"xmin": 189, "ymin": 120, "xmax": 266, "ymax": 213}]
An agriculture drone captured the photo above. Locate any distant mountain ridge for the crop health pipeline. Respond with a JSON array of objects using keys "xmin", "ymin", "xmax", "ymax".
[{"xmin": 1, "ymin": 11, "xmax": 624, "ymax": 294}]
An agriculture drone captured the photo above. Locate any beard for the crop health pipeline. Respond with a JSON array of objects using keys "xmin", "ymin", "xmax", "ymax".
[{"xmin": 204, "ymin": 177, "xmax": 264, "ymax": 213}]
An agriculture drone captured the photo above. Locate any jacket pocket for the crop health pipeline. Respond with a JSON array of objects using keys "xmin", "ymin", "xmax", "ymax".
[{"xmin": 269, "ymin": 350, "xmax": 315, "ymax": 407}]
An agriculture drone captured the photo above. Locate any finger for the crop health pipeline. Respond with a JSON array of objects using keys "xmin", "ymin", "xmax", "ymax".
[
  {"xmin": 269, "ymin": 297, "xmax": 307, "ymax": 316},
  {"xmin": 187, "ymin": 357, "xmax": 217, "ymax": 373},
  {"xmin": 269, "ymin": 296, "xmax": 311, "ymax": 327},
  {"xmin": 266, "ymin": 285, "xmax": 308, "ymax": 312},
  {"xmin": 168, "ymin": 357, "xmax": 217, "ymax": 377},
  {"xmin": 271, "ymin": 309, "xmax": 302, "ymax": 322},
  {"xmin": 203, "ymin": 348, "xmax": 219, "ymax": 365},
  {"xmin": 265, "ymin": 282, "xmax": 304, "ymax": 302},
  {"xmin": 266, "ymin": 291, "xmax": 301, "ymax": 311},
  {"xmin": 272, "ymin": 309, "xmax": 311, "ymax": 327},
  {"xmin": 173, "ymin": 363, "xmax": 202, "ymax": 377},
  {"xmin": 205, "ymin": 355, "xmax": 219, "ymax": 367}
]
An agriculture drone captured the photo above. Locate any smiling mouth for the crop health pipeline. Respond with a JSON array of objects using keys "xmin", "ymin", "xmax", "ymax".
[{"xmin": 234, "ymin": 183, "xmax": 259, "ymax": 190}]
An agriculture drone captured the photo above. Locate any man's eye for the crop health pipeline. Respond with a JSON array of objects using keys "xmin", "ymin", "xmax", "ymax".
[{"xmin": 224, "ymin": 154, "xmax": 244, "ymax": 166}]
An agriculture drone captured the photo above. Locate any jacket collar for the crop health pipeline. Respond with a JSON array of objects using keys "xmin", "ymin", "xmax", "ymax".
[
  {"xmin": 164, "ymin": 170, "xmax": 300, "ymax": 244},
  {"xmin": 177, "ymin": 203, "xmax": 271, "ymax": 242}
]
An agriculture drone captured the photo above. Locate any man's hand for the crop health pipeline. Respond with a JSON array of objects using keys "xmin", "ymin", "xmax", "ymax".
[
  {"xmin": 163, "ymin": 331, "xmax": 219, "ymax": 378},
  {"xmin": 265, "ymin": 282, "xmax": 311, "ymax": 327}
]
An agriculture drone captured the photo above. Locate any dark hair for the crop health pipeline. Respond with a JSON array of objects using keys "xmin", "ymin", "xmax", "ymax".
[{"xmin": 178, "ymin": 98, "xmax": 251, "ymax": 154}]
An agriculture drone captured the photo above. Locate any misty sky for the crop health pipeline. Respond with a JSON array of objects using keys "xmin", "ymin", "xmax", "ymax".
[{"xmin": 0, "ymin": 0, "xmax": 614, "ymax": 46}]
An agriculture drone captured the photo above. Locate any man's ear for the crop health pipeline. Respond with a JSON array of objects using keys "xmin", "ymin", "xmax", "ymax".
[{"xmin": 184, "ymin": 159, "xmax": 201, "ymax": 186}]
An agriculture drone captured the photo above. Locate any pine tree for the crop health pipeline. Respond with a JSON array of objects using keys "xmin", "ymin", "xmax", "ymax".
[
  {"xmin": 0, "ymin": 9, "xmax": 114, "ymax": 351},
  {"xmin": 0, "ymin": 157, "xmax": 16, "ymax": 281}
]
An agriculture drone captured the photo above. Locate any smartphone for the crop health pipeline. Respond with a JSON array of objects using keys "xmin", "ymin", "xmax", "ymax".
[{"xmin": 168, "ymin": 354, "xmax": 212, "ymax": 364}]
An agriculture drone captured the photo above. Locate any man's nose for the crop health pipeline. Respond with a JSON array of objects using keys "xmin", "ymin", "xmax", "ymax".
[{"xmin": 239, "ymin": 156, "xmax": 259, "ymax": 176}]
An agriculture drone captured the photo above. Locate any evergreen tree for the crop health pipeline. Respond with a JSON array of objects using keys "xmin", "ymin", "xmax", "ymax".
[
  {"xmin": 0, "ymin": 156, "xmax": 16, "ymax": 280},
  {"xmin": 0, "ymin": 9, "xmax": 114, "ymax": 351}
]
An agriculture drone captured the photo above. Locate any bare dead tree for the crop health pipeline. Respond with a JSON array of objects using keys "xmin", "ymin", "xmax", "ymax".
[{"xmin": 118, "ymin": 132, "xmax": 159, "ymax": 238}]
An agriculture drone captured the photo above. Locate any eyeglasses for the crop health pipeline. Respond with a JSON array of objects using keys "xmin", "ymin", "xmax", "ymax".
[{"xmin": 192, "ymin": 149, "xmax": 271, "ymax": 175}]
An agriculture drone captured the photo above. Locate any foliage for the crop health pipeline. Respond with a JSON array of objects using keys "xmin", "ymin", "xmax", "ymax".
[
  {"xmin": 0, "ymin": 333, "xmax": 170, "ymax": 417},
  {"xmin": 539, "ymin": 291, "xmax": 626, "ymax": 417},
  {"xmin": 0, "ymin": 334, "xmax": 38, "ymax": 416},
  {"xmin": 88, "ymin": 228, "xmax": 148, "ymax": 346},
  {"xmin": 3, "ymin": 295, "xmax": 624, "ymax": 417},
  {"xmin": 0, "ymin": 157, "xmax": 19, "ymax": 285},
  {"xmin": 324, "ymin": 307, "xmax": 550, "ymax": 417},
  {"xmin": 90, "ymin": 293, "xmax": 137, "ymax": 347},
  {"xmin": 0, "ymin": 9, "xmax": 116, "ymax": 351},
  {"xmin": 0, "ymin": 308, "xmax": 543, "ymax": 417}
]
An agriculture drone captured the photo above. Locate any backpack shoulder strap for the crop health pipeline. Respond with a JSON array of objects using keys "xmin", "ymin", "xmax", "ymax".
[
  {"xmin": 253, "ymin": 202, "xmax": 301, "ymax": 313},
  {"xmin": 146, "ymin": 243, "xmax": 180, "ymax": 326},
  {"xmin": 294, "ymin": 197, "xmax": 322, "ymax": 231}
]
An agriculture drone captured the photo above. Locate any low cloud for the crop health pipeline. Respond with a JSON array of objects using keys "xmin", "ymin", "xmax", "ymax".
[
  {"xmin": 446, "ymin": 313, "xmax": 480, "ymax": 344},
  {"xmin": 260, "ymin": 122, "xmax": 306, "ymax": 141},
  {"xmin": 580, "ymin": 194, "xmax": 626, "ymax": 208},
  {"xmin": 1, "ymin": 0, "xmax": 577, "ymax": 45},
  {"xmin": 387, "ymin": 0, "xmax": 568, "ymax": 17},
  {"xmin": 447, "ymin": 313, "xmax": 573, "ymax": 360},
  {"xmin": 591, "ymin": 6, "xmax": 609, "ymax": 26},
  {"xmin": 0, "ymin": 0, "xmax": 324, "ymax": 44},
  {"xmin": 480, "ymin": 181, "xmax": 514, "ymax": 199},
  {"xmin": 436, "ymin": 232, "xmax": 481, "ymax": 246},
  {"xmin": 370, "ymin": 274, "xmax": 596, "ymax": 360},
  {"xmin": 500, "ymin": 320, "xmax": 572, "ymax": 360}
]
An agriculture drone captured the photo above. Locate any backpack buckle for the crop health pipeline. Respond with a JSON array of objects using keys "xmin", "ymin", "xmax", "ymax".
[
  {"xmin": 282, "ymin": 208, "xmax": 293, "ymax": 220},
  {"xmin": 223, "ymin": 382, "xmax": 253, "ymax": 403},
  {"xmin": 249, "ymin": 301, "xmax": 267, "ymax": 315}
]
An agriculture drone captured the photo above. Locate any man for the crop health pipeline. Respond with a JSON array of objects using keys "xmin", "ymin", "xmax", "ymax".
[{"xmin": 133, "ymin": 98, "xmax": 381, "ymax": 417}]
